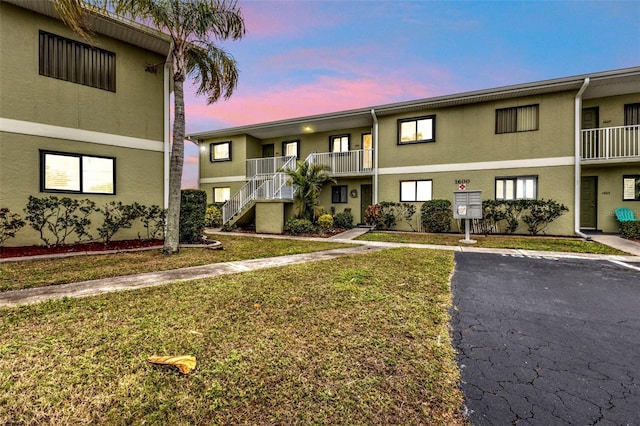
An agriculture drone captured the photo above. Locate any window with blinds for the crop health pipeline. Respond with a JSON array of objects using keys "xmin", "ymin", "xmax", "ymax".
[
  {"xmin": 39, "ymin": 30, "xmax": 116, "ymax": 92},
  {"xmin": 495, "ymin": 104, "xmax": 539, "ymax": 134},
  {"xmin": 624, "ymin": 103, "xmax": 640, "ymax": 126}
]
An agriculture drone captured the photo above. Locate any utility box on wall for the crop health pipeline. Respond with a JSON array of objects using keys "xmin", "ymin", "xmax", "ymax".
[{"xmin": 453, "ymin": 190, "xmax": 482, "ymax": 219}]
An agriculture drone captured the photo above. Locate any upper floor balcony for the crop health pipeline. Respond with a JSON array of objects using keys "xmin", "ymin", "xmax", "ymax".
[
  {"xmin": 581, "ymin": 124, "xmax": 640, "ymax": 163},
  {"xmin": 246, "ymin": 149, "xmax": 374, "ymax": 179}
]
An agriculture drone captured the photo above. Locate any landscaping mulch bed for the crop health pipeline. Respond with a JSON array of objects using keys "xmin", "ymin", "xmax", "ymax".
[{"xmin": 0, "ymin": 239, "xmax": 164, "ymax": 259}]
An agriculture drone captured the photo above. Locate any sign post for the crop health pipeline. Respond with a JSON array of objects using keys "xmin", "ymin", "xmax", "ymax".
[{"xmin": 453, "ymin": 190, "xmax": 482, "ymax": 244}]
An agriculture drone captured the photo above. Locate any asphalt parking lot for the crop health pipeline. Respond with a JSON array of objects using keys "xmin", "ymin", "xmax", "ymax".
[{"xmin": 451, "ymin": 252, "xmax": 640, "ymax": 425}]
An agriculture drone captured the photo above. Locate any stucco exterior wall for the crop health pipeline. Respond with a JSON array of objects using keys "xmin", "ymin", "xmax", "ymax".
[{"xmin": 583, "ymin": 94, "xmax": 640, "ymax": 127}]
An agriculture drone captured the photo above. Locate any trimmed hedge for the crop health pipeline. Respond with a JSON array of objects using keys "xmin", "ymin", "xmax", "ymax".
[
  {"xmin": 619, "ymin": 221, "xmax": 640, "ymax": 240},
  {"xmin": 179, "ymin": 190, "xmax": 207, "ymax": 244},
  {"xmin": 284, "ymin": 218, "xmax": 315, "ymax": 235},
  {"xmin": 421, "ymin": 200, "xmax": 453, "ymax": 233}
]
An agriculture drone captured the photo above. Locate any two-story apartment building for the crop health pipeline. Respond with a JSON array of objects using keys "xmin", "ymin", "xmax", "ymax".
[
  {"xmin": 0, "ymin": 0, "xmax": 171, "ymax": 246},
  {"xmin": 190, "ymin": 67, "xmax": 640, "ymax": 236}
]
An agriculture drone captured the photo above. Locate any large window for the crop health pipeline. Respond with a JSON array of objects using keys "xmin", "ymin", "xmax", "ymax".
[
  {"xmin": 495, "ymin": 105, "xmax": 539, "ymax": 134},
  {"xmin": 400, "ymin": 180, "xmax": 432, "ymax": 202},
  {"xmin": 40, "ymin": 150, "xmax": 115, "ymax": 194},
  {"xmin": 210, "ymin": 141, "xmax": 231, "ymax": 162},
  {"xmin": 398, "ymin": 116, "xmax": 435, "ymax": 144},
  {"xmin": 331, "ymin": 185, "xmax": 348, "ymax": 203},
  {"xmin": 39, "ymin": 31, "xmax": 116, "ymax": 92},
  {"xmin": 624, "ymin": 103, "xmax": 640, "ymax": 126},
  {"xmin": 495, "ymin": 176, "xmax": 537, "ymax": 200},
  {"xmin": 282, "ymin": 140, "xmax": 299, "ymax": 158},
  {"xmin": 623, "ymin": 175, "xmax": 640, "ymax": 201},
  {"xmin": 330, "ymin": 135, "xmax": 350, "ymax": 152},
  {"xmin": 214, "ymin": 187, "xmax": 231, "ymax": 203}
]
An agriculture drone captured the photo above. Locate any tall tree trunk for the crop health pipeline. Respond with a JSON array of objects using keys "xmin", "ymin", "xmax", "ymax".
[{"xmin": 163, "ymin": 76, "xmax": 185, "ymax": 255}]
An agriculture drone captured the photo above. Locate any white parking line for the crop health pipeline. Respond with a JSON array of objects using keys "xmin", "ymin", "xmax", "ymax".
[{"xmin": 609, "ymin": 260, "xmax": 640, "ymax": 272}]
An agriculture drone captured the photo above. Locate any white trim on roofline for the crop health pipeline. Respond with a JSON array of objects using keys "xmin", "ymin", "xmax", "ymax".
[
  {"xmin": 0, "ymin": 118, "xmax": 164, "ymax": 152},
  {"xmin": 378, "ymin": 157, "xmax": 575, "ymax": 175},
  {"xmin": 199, "ymin": 176, "xmax": 246, "ymax": 184}
]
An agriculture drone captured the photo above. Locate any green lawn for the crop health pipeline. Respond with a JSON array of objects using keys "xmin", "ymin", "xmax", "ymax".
[
  {"xmin": 0, "ymin": 248, "xmax": 466, "ymax": 425},
  {"xmin": 356, "ymin": 231, "xmax": 629, "ymax": 255},
  {"xmin": 0, "ymin": 235, "xmax": 352, "ymax": 292}
]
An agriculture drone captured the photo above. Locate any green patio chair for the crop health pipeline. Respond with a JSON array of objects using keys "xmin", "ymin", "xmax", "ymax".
[{"xmin": 614, "ymin": 207, "xmax": 638, "ymax": 222}]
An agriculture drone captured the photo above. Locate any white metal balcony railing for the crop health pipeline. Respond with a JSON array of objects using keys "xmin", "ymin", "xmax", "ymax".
[
  {"xmin": 246, "ymin": 155, "xmax": 297, "ymax": 178},
  {"xmin": 581, "ymin": 125, "xmax": 640, "ymax": 161},
  {"xmin": 222, "ymin": 156, "xmax": 297, "ymax": 223},
  {"xmin": 306, "ymin": 149, "xmax": 374, "ymax": 176}
]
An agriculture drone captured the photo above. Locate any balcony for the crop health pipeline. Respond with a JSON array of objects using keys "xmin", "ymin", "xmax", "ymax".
[
  {"xmin": 246, "ymin": 155, "xmax": 297, "ymax": 178},
  {"xmin": 581, "ymin": 125, "xmax": 640, "ymax": 163},
  {"xmin": 306, "ymin": 149, "xmax": 374, "ymax": 176}
]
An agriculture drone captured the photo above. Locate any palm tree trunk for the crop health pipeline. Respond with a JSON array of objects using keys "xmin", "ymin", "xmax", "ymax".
[{"xmin": 163, "ymin": 76, "xmax": 185, "ymax": 255}]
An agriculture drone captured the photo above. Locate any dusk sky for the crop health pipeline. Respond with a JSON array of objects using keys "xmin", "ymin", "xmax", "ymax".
[{"xmin": 180, "ymin": 0, "xmax": 640, "ymax": 188}]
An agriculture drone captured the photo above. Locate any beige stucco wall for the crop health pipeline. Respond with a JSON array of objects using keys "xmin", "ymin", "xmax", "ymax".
[
  {"xmin": 255, "ymin": 201, "xmax": 285, "ymax": 234},
  {"xmin": 0, "ymin": 134, "xmax": 164, "ymax": 246},
  {"xmin": 583, "ymin": 94, "xmax": 640, "ymax": 127},
  {"xmin": 317, "ymin": 177, "xmax": 373, "ymax": 224}
]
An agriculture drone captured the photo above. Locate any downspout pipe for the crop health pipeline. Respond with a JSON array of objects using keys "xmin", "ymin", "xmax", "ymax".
[
  {"xmin": 371, "ymin": 109, "xmax": 379, "ymax": 205},
  {"xmin": 574, "ymin": 78, "xmax": 590, "ymax": 240},
  {"xmin": 163, "ymin": 63, "xmax": 171, "ymax": 210}
]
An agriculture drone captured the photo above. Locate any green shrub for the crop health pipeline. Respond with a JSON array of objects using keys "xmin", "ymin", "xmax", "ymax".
[
  {"xmin": 96, "ymin": 201, "xmax": 142, "ymax": 244},
  {"xmin": 138, "ymin": 205, "xmax": 166, "ymax": 240},
  {"xmin": 364, "ymin": 202, "xmax": 416, "ymax": 230},
  {"xmin": 364, "ymin": 204, "xmax": 382, "ymax": 228},
  {"xmin": 420, "ymin": 200, "xmax": 453, "ymax": 233},
  {"xmin": 619, "ymin": 221, "xmax": 640, "ymax": 239},
  {"xmin": 24, "ymin": 196, "xmax": 95, "ymax": 246},
  {"xmin": 0, "ymin": 208, "xmax": 25, "ymax": 247},
  {"xmin": 502, "ymin": 200, "xmax": 531, "ymax": 234},
  {"xmin": 180, "ymin": 189, "xmax": 208, "ymax": 244},
  {"xmin": 317, "ymin": 214, "xmax": 334, "ymax": 232},
  {"xmin": 284, "ymin": 218, "xmax": 315, "ymax": 234},
  {"xmin": 333, "ymin": 210, "xmax": 354, "ymax": 229},
  {"xmin": 522, "ymin": 199, "xmax": 569, "ymax": 235},
  {"xmin": 204, "ymin": 204, "xmax": 223, "ymax": 227}
]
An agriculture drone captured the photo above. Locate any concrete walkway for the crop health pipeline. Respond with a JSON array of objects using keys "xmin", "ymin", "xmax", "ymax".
[
  {"xmin": 586, "ymin": 232, "xmax": 640, "ymax": 256},
  {"xmin": 2, "ymin": 229, "xmax": 639, "ymax": 308}
]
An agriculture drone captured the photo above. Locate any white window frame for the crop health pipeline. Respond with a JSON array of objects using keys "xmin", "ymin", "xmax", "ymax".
[
  {"xmin": 40, "ymin": 150, "xmax": 115, "ymax": 194},
  {"xmin": 623, "ymin": 175, "xmax": 640, "ymax": 201},
  {"xmin": 400, "ymin": 180, "xmax": 432, "ymax": 202},
  {"xmin": 282, "ymin": 140, "xmax": 299, "ymax": 158},
  {"xmin": 495, "ymin": 176, "xmax": 537, "ymax": 200}
]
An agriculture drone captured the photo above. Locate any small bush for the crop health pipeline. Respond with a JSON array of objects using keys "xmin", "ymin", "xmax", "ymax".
[
  {"xmin": 364, "ymin": 204, "xmax": 382, "ymax": 228},
  {"xmin": 96, "ymin": 201, "xmax": 142, "ymax": 244},
  {"xmin": 139, "ymin": 205, "xmax": 166, "ymax": 240},
  {"xmin": 522, "ymin": 199, "xmax": 569, "ymax": 235},
  {"xmin": 284, "ymin": 218, "xmax": 315, "ymax": 235},
  {"xmin": 619, "ymin": 221, "xmax": 640, "ymax": 239},
  {"xmin": 421, "ymin": 200, "xmax": 453, "ymax": 233},
  {"xmin": 180, "ymin": 190, "xmax": 208, "ymax": 244},
  {"xmin": 204, "ymin": 204, "xmax": 223, "ymax": 227},
  {"xmin": 0, "ymin": 208, "xmax": 25, "ymax": 247},
  {"xmin": 317, "ymin": 214, "xmax": 334, "ymax": 232},
  {"xmin": 334, "ymin": 210, "xmax": 354, "ymax": 229},
  {"xmin": 24, "ymin": 196, "xmax": 95, "ymax": 246}
]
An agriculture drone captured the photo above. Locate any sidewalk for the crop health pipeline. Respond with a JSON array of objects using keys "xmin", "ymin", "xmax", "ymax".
[{"xmin": 2, "ymin": 230, "xmax": 638, "ymax": 308}]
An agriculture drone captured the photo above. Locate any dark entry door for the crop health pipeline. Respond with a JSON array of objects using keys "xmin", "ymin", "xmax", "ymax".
[
  {"xmin": 360, "ymin": 184, "xmax": 372, "ymax": 225},
  {"xmin": 262, "ymin": 144, "xmax": 274, "ymax": 158},
  {"xmin": 580, "ymin": 176, "xmax": 597, "ymax": 229}
]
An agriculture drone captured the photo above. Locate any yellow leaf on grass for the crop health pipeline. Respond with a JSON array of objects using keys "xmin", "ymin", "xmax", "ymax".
[{"xmin": 147, "ymin": 355, "xmax": 197, "ymax": 374}]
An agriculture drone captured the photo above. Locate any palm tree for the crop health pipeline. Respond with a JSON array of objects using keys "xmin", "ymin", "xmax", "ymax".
[
  {"xmin": 284, "ymin": 161, "xmax": 336, "ymax": 222},
  {"xmin": 53, "ymin": 0, "xmax": 245, "ymax": 254}
]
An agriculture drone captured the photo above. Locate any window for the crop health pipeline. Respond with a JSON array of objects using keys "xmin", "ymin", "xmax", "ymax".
[
  {"xmin": 282, "ymin": 140, "xmax": 299, "ymax": 158},
  {"xmin": 39, "ymin": 31, "xmax": 116, "ymax": 92},
  {"xmin": 214, "ymin": 187, "xmax": 231, "ymax": 203},
  {"xmin": 400, "ymin": 180, "xmax": 432, "ymax": 202},
  {"xmin": 495, "ymin": 105, "xmax": 539, "ymax": 134},
  {"xmin": 330, "ymin": 135, "xmax": 350, "ymax": 152},
  {"xmin": 40, "ymin": 150, "xmax": 115, "ymax": 194},
  {"xmin": 398, "ymin": 116, "xmax": 435, "ymax": 144},
  {"xmin": 495, "ymin": 176, "xmax": 537, "ymax": 200},
  {"xmin": 623, "ymin": 175, "xmax": 640, "ymax": 201},
  {"xmin": 331, "ymin": 185, "xmax": 348, "ymax": 203},
  {"xmin": 210, "ymin": 141, "xmax": 231, "ymax": 162},
  {"xmin": 362, "ymin": 133, "xmax": 373, "ymax": 169},
  {"xmin": 624, "ymin": 103, "xmax": 640, "ymax": 126}
]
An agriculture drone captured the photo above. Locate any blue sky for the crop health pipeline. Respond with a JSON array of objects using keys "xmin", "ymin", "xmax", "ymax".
[{"xmin": 181, "ymin": 0, "xmax": 640, "ymax": 187}]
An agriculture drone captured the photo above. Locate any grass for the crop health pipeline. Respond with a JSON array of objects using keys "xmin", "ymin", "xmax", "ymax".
[
  {"xmin": 0, "ymin": 235, "xmax": 352, "ymax": 292},
  {"xmin": 356, "ymin": 231, "xmax": 630, "ymax": 255},
  {"xmin": 0, "ymin": 248, "xmax": 466, "ymax": 425}
]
